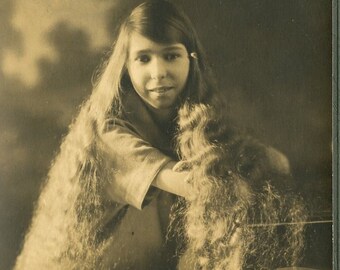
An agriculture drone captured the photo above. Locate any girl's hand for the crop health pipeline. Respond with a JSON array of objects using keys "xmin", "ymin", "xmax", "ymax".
[
  {"xmin": 152, "ymin": 161, "xmax": 191, "ymax": 199},
  {"xmin": 172, "ymin": 160, "xmax": 191, "ymax": 172}
]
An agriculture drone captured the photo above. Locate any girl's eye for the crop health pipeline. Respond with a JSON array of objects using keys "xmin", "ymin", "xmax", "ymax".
[
  {"xmin": 136, "ymin": 55, "xmax": 150, "ymax": 63},
  {"xmin": 164, "ymin": 53, "xmax": 180, "ymax": 61}
]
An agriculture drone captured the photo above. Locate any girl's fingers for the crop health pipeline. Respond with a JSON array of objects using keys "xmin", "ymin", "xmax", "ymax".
[{"xmin": 172, "ymin": 161, "xmax": 191, "ymax": 172}]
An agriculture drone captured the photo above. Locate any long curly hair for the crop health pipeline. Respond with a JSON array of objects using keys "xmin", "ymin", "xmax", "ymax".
[
  {"xmin": 172, "ymin": 101, "xmax": 306, "ymax": 269},
  {"xmin": 15, "ymin": 1, "xmax": 306, "ymax": 269}
]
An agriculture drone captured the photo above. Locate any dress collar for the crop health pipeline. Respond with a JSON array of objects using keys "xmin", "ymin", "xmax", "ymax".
[{"xmin": 121, "ymin": 90, "xmax": 178, "ymax": 159}]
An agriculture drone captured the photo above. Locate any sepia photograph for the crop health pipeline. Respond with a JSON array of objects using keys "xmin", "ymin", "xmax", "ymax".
[{"xmin": 0, "ymin": 0, "xmax": 333, "ymax": 269}]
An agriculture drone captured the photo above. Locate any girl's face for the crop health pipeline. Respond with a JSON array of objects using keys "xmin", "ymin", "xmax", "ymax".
[{"xmin": 127, "ymin": 32, "xmax": 190, "ymax": 110}]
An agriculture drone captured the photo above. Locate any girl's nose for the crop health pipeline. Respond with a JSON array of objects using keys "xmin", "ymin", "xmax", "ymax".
[{"xmin": 150, "ymin": 58, "xmax": 167, "ymax": 80}]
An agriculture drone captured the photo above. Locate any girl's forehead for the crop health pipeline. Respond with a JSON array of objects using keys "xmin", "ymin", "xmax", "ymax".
[{"xmin": 128, "ymin": 32, "xmax": 187, "ymax": 55}]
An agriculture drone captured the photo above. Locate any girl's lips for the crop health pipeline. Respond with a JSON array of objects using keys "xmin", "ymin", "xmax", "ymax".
[{"xmin": 149, "ymin": 86, "xmax": 173, "ymax": 93}]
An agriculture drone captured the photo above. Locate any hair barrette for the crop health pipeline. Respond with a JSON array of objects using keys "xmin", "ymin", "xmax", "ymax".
[{"xmin": 190, "ymin": 52, "xmax": 198, "ymax": 59}]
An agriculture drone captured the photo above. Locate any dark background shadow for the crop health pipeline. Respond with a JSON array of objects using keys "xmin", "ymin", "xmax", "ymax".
[{"xmin": 0, "ymin": 0, "xmax": 332, "ymax": 269}]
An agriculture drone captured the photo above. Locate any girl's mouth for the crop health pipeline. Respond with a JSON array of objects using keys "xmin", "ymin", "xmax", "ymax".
[{"xmin": 149, "ymin": 87, "xmax": 173, "ymax": 93}]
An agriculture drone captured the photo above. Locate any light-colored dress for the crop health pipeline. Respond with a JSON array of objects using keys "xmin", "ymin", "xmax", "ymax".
[{"xmin": 98, "ymin": 89, "xmax": 179, "ymax": 269}]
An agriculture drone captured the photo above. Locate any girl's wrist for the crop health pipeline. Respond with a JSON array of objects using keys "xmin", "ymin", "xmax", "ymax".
[{"xmin": 151, "ymin": 161, "xmax": 191, "ymax": 198}]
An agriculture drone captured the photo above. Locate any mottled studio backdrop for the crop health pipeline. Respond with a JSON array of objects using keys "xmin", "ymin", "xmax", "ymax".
[{"xmin": 0, "ymin": 0, "xmax": 332, "ymax": 269}]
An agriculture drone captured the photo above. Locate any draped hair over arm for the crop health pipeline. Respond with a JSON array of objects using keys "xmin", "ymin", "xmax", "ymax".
[{"xmin": 172, "ymin": 99, "xmax": 306, "ymax": 269}]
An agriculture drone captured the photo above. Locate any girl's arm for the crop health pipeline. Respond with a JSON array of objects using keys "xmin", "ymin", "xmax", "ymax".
[
  {"xmin": 151, "ymin": 161, "xmax": 191, "ymax": 199},
  {"xmin": 101, "ymin": 121, "xmax": 192, "ymax": 209}
]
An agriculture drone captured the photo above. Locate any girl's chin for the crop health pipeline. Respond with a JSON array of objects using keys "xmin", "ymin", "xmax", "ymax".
[{"xmin": 149, "ymin": 100, "xmax": 178, "ymax": 110}]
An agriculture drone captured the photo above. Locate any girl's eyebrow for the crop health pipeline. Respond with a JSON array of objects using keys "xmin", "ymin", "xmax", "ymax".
[
  {"xmin": 162, "ymin": 45, "xmax": 186, "ymax": 51},
  {"xmin": 131, "ymin": 45, "xmax": 186, "ymax": 55}
]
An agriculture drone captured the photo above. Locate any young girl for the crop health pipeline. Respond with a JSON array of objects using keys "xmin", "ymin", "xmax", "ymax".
[{"xmin": 15, "ymin": 1, "xmax": 306, "ymax": 269}]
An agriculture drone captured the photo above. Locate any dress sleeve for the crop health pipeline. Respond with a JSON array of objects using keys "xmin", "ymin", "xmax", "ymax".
[{"xmin": 100, "ymin": 120, "xmax": 173, "ymax": 210}]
